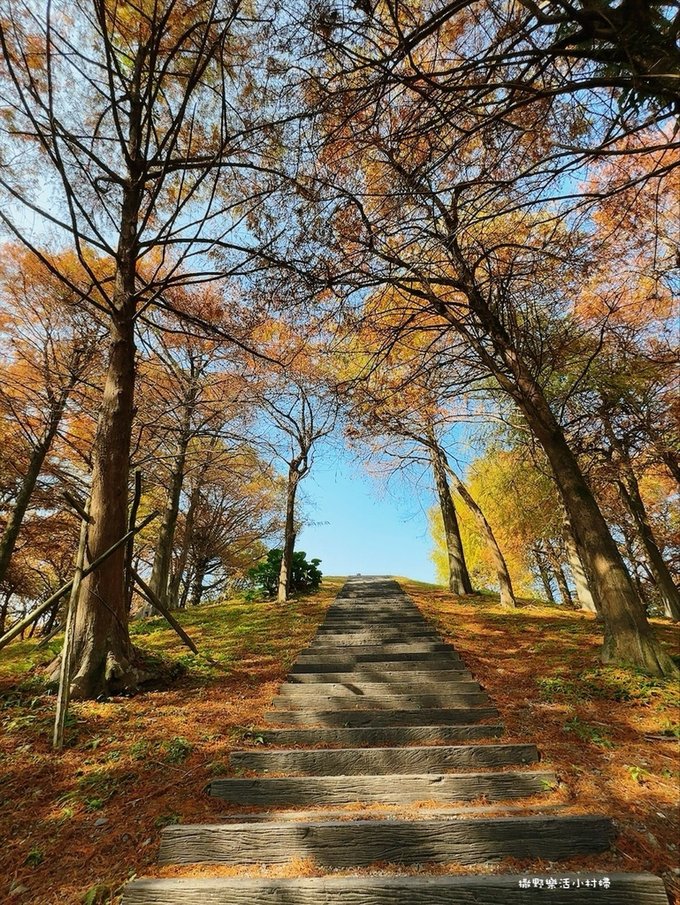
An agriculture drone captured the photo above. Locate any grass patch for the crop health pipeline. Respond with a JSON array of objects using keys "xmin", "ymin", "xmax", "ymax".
[
  {"xmin": 0, "ymin": 578, "xmax": 342, "ymax": 904},
  {"xmin": 564, "ymin": 716, "xmax": 614, "ymax": 748}
]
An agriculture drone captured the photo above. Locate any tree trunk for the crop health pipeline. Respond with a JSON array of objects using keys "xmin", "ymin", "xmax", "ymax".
[
  {"xmin": 69, "ymin": 311, "xmax": 140, "ymax": 699},
  {"xmin": 278, "ymin": 469, "xmax": 300, "ymax": 603},
  {"xmin": 430, "ymin": 447, "xmax": 473, "ymax": 595},
  {"xmin": 190, "ymin": 558, "xmax": 207, "ymax": 608},
  {"xmin": 149, "ymin": 428, "xmax": 192, "ymax": 610},
  {"xmin": 552, "ymin": 563, "xmax": 573, "ymax": 607},
  {"xmin": 522, "ymin": 391, "xmax": 676, "ymax": 675},
  {"xmin": 532, "ymin": 545, "xmax": 555, "ymax": 602},
  {"xmin": 563, "ymin": 516, "xmax": 599, "ymax": 613},
  {"xmin": 440, "ymin": 457, "xmax": 516, "ymax": 607},
  {"xmin": 654, "ymin": 441, "xmax": 680, "ymax": 489},
  {"xmin": 168, "ymin": 478, "xmax": 201, "ymax": 608},
  {"xmin": 178, "ymin": 575, "xmax": 191, "ymax": 609},
  {"xmin": 433, "ymin": 256, "xmax": 677, "ymax": 671},
  {"xmin": 0, "ymin": 590, "xmax": 11, "ymax": 635},
  {"xmin": 616, "ymin": 477, "xmax": 680, "ymax": 621},
  {"xmin": 661, "ymin": 451, "xmax": 680, "ymax": 488},
  {"xmin": 0, "ymin": 388, "xmax": 70, "ymax": 586},
  {"xmin": 600, "ymin": 412, "xmax": 680, "ymax": 621},
  {"xmin": 621, "ymin": 530, "xmax": 651, "ymax": 607},
  {"xmin": 42, "ymin": 600, "xmax": 61, "ymax": 637}
]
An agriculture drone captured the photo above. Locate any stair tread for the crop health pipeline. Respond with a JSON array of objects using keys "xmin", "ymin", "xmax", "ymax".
[
  {"xmin": 278, "ymin": 681, "xmax": 482, "ymax": 693},
  {"xmin": 283, "ymin": 670, "xmax": 474, "ymax": 683},
  {"xmin": 123, "ymin": 872, "xmax": 669, "ymax": 905},
  {"xmin": 265, "ymin": 707, "xmax": 500, "ymax": 727},
  {"xmin": 158, "ymin": 813, "xmax": 615, "ymax": 866},
  {"xmin": 271, "ymin": 694, "xmax": 491, "ymax": 711},
  {"xmin": 229, "ymin": 743, "xmax": 538, "ymax": 775},
  {"xmin": 291, "ymin": 660, "xmax": 463, "ymax": 672},
  {"xmin": 256, "ymin": 725, "xmax": 505, "ymax": 746},
  {"xmin": 209, "ymin": 770, "xmax": 557, "ymax": 806}
]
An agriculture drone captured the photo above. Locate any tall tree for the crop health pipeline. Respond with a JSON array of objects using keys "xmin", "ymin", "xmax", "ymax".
[
  {"xmin": 133, "ymin": 301, "xmax": 252, "ymax": 611},
  {"xmin": 429, "ymin": 438, "xmax": 472, "ymax": 595},
  {"xmin": 0, "ymin": 0, "xmax": 279, "ymax": 696},
  {"xmin": 257, "ymin": 374, "xmax": 337, "ymax": 602},
  {"xmin": 274, "ymin": 2, "xmax": 678, "ymax": 674},
  {"xmin": 177, "ymin": 442, "xmax": 283, "ymax": 608},
  {"xmin": 0, "ymin": 247, "xmax": 101, "ymax": 588},
  {"xmin": 339, "ymin": 345, "xmax": 512, "ymax": 604}
]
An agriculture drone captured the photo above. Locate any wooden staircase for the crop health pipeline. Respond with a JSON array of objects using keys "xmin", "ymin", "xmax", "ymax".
[{"xmin": 123, "ymin": 576, "xmax": 669, "ymax": 904}]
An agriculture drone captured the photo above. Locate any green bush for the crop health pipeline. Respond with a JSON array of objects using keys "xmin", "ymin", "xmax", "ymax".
[{"xmin": 248, "ymin": 548, "xmax": 322, "ymax": 597}]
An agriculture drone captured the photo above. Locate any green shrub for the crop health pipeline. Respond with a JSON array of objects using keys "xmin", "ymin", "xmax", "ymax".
[
  {"xmin": 248, "ymin": 549, "xmax": 322, "ymax": 597},
  {"xmin": 163, "ymin": 737, "xmax": 193, "ymax": 763},
  {"xmin": 564, "ymin": 716, "xmax": 613, "ymax": 748}
]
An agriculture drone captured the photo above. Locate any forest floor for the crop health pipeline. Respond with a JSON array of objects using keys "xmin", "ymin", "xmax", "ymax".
[{"xmin": 0, "ymin": 577, "xmax": 678, "ymax": 904}]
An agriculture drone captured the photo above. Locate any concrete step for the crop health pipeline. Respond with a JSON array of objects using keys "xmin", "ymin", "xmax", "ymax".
[
  {"xmin": 229, "ymin": 743, "xmax": 539, "ymax": 775},
  {"xmin": 255, "ymin": 724, "xmax": 504, "ymax": 746},
  {"xmin": 157, "ymin": 814, "xmax": 615, "ymax": 866},
  {"xmin": 123, "ymin": 873, "xmax": 670, "ymax": 904},
  {"xmin": 264, "ymin": 706, "xmax": 500, "ymax": 727}
]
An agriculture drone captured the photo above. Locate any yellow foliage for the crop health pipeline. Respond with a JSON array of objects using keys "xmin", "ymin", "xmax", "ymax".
[{"xmin": 429, "ymin": 447, "xmax": 563, "ymax": 598}]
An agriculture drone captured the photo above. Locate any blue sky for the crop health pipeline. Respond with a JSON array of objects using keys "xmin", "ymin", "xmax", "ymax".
[{"xmin": 296, "ymin": 443, "xmax": 439, "ymax": 583}]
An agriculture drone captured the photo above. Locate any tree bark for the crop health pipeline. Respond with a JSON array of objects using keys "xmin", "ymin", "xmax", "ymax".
[
  {"xmin": 278, "ymin": 468, "xmax": 300, "ymax": 603},
  {"xmin": 552, "ymin": 563, "xmax": 573, "ymax": 607},
  {"xmin": 70, "ymin": 310, "xmax": 140, "ymax": 699},
  {"xmin": 522, "ymin": 391, "xmax": 676, "ymax": 675},
  {"xmin": 616, "ymin": 476, "xmax": 680, "ymax": 620},
  {"xmin": 563, "ymin": 516, "xmax": 599, "ymax": 613},
  {"xmin": 430, "ymin": 446, "xmax": 473, "ymax": 595}
]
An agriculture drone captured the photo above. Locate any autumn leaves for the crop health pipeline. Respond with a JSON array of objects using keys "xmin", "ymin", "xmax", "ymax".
[{"xmin": 0, "ymin": 0, "xmax": 678, "ymax": 694}]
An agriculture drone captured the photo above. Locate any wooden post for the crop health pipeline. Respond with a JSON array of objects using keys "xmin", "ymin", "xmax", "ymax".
[
  {"xmin": 132, "ymin": 568, "xmax": 201, "ymax": 656},
  {"xmin": 125, "ymin": 469, "xmax": 142, "ymax": 612},
  {"xmin": 53, "ymin": 496, "xmax": 91, "ymax": 750}
]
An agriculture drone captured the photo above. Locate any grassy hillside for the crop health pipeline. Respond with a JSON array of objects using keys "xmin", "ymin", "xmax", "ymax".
[
  {"xmin": 1, "ymin": 577, "xmax": 678, "ymax": 904},
  {"xmin": 403, "ymin": 579, "xmax": 680, "ymax": 900},
  {"xmin": 0, "ymin": 579, "xmax": 342, "ymax": 904}
]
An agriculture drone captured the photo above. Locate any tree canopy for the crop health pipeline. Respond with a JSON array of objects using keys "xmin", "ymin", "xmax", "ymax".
[{"xmin": 0, "ymin": 0, "xmax": 677, "ymax": 698}]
